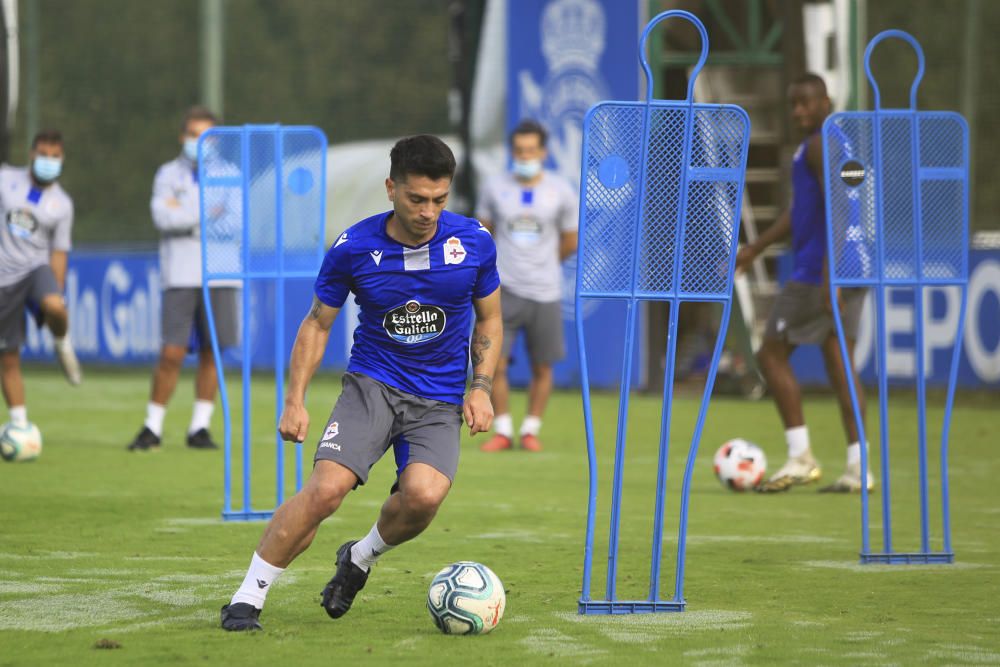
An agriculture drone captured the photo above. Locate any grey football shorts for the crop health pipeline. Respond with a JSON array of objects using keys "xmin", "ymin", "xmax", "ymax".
[
  {"xmin": 499, "ymin": 288, "xmax": 565, "ymax": 366},
  {"xmin": 0, "ymin": 265, "xmax": 60, "ymax": 352},
  {"xmin": 764, "ymin": 280, "xmax": 867, "ymax": 345},
  {"xmin": 161, "ymin": 287, "xmax": 238, "ymax": 349},
  {"xmin": 314, "ymin": 372, "xmax": 464, "ymax": 487}
]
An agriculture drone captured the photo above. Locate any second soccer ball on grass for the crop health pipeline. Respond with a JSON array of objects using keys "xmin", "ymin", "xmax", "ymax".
[
  {"xmin": 0, "ymin": 422, "xmax": 43, "ymax": 462},
  {"xmin": 713, "ymin": 439, "xmax": 767, "ymax": 491}
]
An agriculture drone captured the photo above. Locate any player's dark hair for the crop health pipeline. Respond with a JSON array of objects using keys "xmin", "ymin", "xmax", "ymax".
[
  {"xmin": 31, "ymin": 129, "xmax": 63, "ymax": 148},
  {"xmin": 389, "ymin": 134, "xmax": 456, "ymax": 182},
  {"xmin": 792, "ymin": 72, "xmax": 828, "ymax": 97},
  {"xmin": 510, "ymin": 119, "xmax": 548, "ymax": 148},
  {"xmin": 181, "ymin": 105, "xmax": 219, "ymax": 132}
]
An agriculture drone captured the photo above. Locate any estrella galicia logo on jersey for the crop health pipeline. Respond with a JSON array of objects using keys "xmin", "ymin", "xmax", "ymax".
[
  {"xmin": 6, "ymin": 209, "xmax": 39, "ymax": 239},
  {"xmin": 840, "ymin": 160, "xmax": 866, "ymax": 187},
  {"xmin": 383, "ymin": 299, "xmax": 446, "ymax": 344}
]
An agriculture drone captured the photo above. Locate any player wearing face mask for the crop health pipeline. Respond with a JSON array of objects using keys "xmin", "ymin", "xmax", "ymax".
[
  {"xmin": 125, "ymin": 106, "xmax": 240, "ymax": 453},
  {"xmin": 475, "ymin": 120, "xmax": 579, "ymax": 453},
  {"xmin": 0, "ymin": 129, "xmax": 81, "ymax": 436}
]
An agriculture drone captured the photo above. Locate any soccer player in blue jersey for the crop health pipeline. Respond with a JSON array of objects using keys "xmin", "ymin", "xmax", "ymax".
[
  {"xmin": 220, "ymin": 135, "xmax": 503, "ymax": 631},
  {"xmin": 736, "ymin": 73, "xmax": 873, "ymax": 494}
]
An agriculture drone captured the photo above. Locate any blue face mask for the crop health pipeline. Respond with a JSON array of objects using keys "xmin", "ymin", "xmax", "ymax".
[
  {"xmin": 183, "ymin": 137, "xmax": 199, "ymax": 162},
  {"xmin": 32, "ymin": 156, "xmax": 63, "ymax": 183},
  {"xmin": 512, "ymin": 159, "xmax": 542, "ymax": 180}
]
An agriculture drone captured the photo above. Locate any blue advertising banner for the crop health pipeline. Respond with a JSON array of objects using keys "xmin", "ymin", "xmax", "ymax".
[
  {"xmin": 785, "ymin": 250, "xmax": 1000, "ymax": 388},
  {"xmin": 505, "ymin": 0, "xmax": 642, "ymax": 389},
  {"xmin": 19, "ymin": 250, "xmax": 639, "ymax": 389},
  {"xmin": 19, "ymin": 250, "xmax": 351, "ymax": 373},
  {"xmin": 19, "ymin": 248, "xmax": 1000, "ymax": 388}
]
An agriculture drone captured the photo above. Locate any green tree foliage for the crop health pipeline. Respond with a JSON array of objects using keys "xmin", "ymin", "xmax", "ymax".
[{"xmin": 12, "ymin": 0, "xmax": 451, "ymax": 244}]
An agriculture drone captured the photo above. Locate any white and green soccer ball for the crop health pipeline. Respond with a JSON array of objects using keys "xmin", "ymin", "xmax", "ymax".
[
  {"xmin": 427, "ymin": 561, "xmax": 505, "ymax": 635},
  {"xmin": 0, "ymin": 422, "xmax": 42, "ymax": 462}
]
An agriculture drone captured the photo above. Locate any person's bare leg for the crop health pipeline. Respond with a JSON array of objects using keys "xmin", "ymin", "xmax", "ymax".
[
  {"xmin": 526, "ymin": 362, "xmax": 553, "ymax": 419},
  {"xmin": 225, "ymin": 461, "xmax": 358, "ymax": 622},
  {"xmin": 195, "ymin": 347, "xmax": 218, "ymax": 402},
  {"xmin": 818, "ymin": 334, "xmax": 873, "ymax": 492},
  {"xmin": 756, "ymin": 337, "xmax": 821, "ymax": 491},
  {"xmin": 1, "ymin": 350, "xmax": 25, "ymax": 409},
  {"xmin": 820, "ymin": 334, "xmax": 865, "ymax": 445},
  {"xmin": 40, "ymin": 294, "xmax": 68, "ymax": 337},
  {"xmin": 374, "ymin": 463, "xmax": 451, "ymax": 546},
  {"xmin": 756, "ymin": 337, "xmax": 803, "ymax": 429},
  {"xmin": 42, "ymin": 293, "xmax": 81, "ymax": 385},
  {"xmin": 519, "ymin": 362, "xmax": 553, "ymax": 450},
  {"xmin": 482, "ymin": 356, "xmax": 513, "ymax": 450},
  {"xmin": 491, "ymin": 356, "xmax": 510, "ymax": 416},
  {"xmin": 150, "ymin": 344, "xmax": 187, "ymax": 406},
  {"xmin": 255, "ymin": 460, "xmax": 359, "ymax": 567}
]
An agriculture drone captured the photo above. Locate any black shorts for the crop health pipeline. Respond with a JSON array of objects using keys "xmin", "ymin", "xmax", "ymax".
[
  {"xmin": 0, "ymin": 265, "xmax": 60, "ymax": 352},
  {"xmin": 314, "ymin": 372, "xmax": 463, "ymax": 487}
]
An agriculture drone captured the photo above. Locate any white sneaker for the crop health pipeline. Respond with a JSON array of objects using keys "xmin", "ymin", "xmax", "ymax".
[
  {"xmin": 819, "ymin": 462, "xmax": 875, "ymax": 493},
  {"xmin": 54, "ymin": 337, "xmax": 82, "ymax": 386},
  {"xmin": 757, "ymin": 453, "xmax": 822, "ymax": 493}
]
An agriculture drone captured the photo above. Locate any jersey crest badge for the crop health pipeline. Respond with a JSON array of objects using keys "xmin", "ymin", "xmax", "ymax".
[{"xmin": 444, "ymin": 236, "xmax": 467, "ymax": 265}]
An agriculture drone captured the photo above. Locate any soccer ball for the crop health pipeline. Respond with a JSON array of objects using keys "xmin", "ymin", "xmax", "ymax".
[
  {"xmin": 0, "ymin": 422, "xmax": 43, "ymax": 462},
  {"xmin": 427, "ymin": 561, "xmax": 505, "ymax": 635},
  {"xmin": 713, "ymin": 438, "xmax": 766, "ymax": 491}
]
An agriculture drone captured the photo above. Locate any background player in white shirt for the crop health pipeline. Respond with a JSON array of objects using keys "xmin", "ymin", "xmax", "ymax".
[
  {"xmin": 126, "ymin": 106, "xmax": 239, "ymax": 452},
  {"xmin": 477, "ymin": 120, "xmax": 578, "ymax": 452},
  {"xmin": 0, "ymin": 129, "xmax": 81, "ymax": 432}
]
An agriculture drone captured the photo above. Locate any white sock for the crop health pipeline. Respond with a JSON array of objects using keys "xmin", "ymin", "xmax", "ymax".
[
  {"xmin": 785, "ymin": 425, "xmax": 810, "ymax": 459},
  {"xmin": 230, "ymin": 552, "xmax": 285, "ymax": 609},
  {"xmin": 188, "ymin": 399, "xmax": 214, "ymax": 435},
  {"xmin": 9, "ymin": 405, "xmax": 28, "ymax": 428},
  {"xmin": 493, "ymin": 413, "xmax": 513, "ymax": 438},
  {"xmin": 351, "ymin": 523, "xmax": 395, "ymax": 572},
  {"xmin": 144, "ymin": 402, "xmax": 166, "ymax": 437},
  {"xmin": 846, "ymin": 442, "xmax": 862, "ymax": 466},
  {"xmin": 54, "ymin": 335, "xmax": 67, "ymax": 349},
  {"xmin": 520, "ymin": 415, "xmax": 542, "ymax": 437}
]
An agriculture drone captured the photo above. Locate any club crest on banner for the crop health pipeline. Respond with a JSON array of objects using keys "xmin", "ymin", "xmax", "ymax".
[{"xmin": 516, "ymin": 0, "xmax": 610, "ymax": 193}]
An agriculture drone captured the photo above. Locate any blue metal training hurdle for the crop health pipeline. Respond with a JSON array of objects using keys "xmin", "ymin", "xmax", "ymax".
[
  {"xmin": 199, "ymin": 125, "xmax": 328, "ymax": 521},
  {"xmin": 823, "ymin": 31, "xmax": 969, "ymax": 564},
  {"xmin": 576, "ymin": 11, "xmax": 750, "ymax": 614}
]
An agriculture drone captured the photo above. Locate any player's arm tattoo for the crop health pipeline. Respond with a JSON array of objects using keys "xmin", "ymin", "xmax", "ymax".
[
  {"xmin": 308, "ymin": 296, "xmax": 322, "ymax": 320},
  {"xmin": 470, "ymin": 332, "xmax": 492, "ymax": 368},
  {"xmin": 470, "ymin": 373, "xmax": 493, "ymax": 396}
]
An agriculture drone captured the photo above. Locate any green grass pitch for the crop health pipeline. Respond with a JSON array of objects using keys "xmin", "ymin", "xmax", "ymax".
[{"xmin": 1, "ymin": 367, "xmax": 998, "ymax": 665}]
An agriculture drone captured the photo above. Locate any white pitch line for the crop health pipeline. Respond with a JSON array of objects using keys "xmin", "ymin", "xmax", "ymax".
[
  {"xmin": 518, "ymin": 628, "xmax": 607, "ymax": 659},
  {"xmin": 556, "ymin": 609, "xmax": 752, "ymax": 643},
  {"xmin": 682, "ymin": 534, "xmax": 841, "ymax": 545},
  {"xmin": 0, "ymin": 592, "xmax": 152, "ymax": 632},
  {"xmin": 470, "ymin": 529, "xmax": 567, "ymax": 543},
  {"xmin": 684, "ymin": 645, "xmax": 749, "ymax": 658},
  {"xmin": 0, "ymin": 551, "xmax": 98, "ymax": 560},
  {"xmin": 803, "ymin": 560, "xmax": 989, "ymax": 573},
  {"xmin": 0, "ymin": 581, "xmax": 66, "ymax": 594}
]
